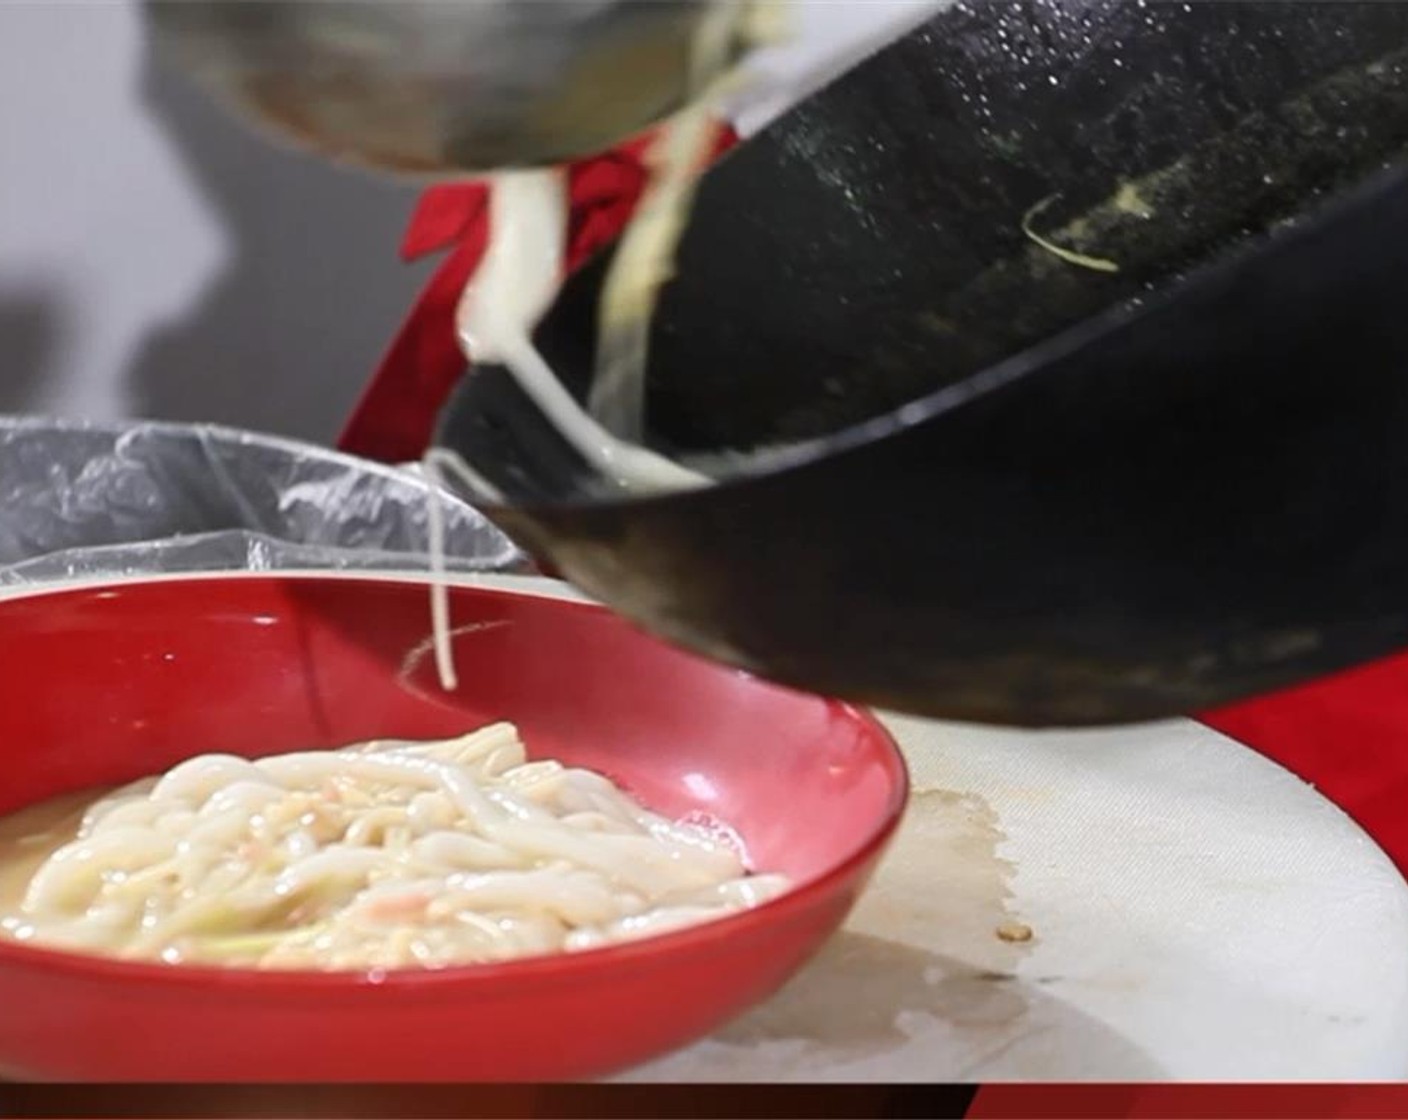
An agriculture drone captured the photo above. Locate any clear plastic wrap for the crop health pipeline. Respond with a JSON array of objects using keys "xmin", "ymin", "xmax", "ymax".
[{"xmin": 0, "ymin": 416, "xmax": 529, "ymax": 585}]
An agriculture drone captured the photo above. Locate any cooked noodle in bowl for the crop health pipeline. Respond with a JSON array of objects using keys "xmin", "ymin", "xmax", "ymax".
[
  {"xmin": 0, "ymin": 723, "xmax": 790, "ymax": 970},
  {"xmin": 0, "ymin": 575, "xmax": 904, "ymax": 1080}
]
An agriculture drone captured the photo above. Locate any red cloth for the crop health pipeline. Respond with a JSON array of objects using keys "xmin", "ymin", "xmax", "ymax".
[
  {"xmin": 1204, "ymin": 653, "xmax": 1408, "ymax": 875},
  {"xmin": 338, "ymin": 125, "xmax": 739, "ymax": 465}
]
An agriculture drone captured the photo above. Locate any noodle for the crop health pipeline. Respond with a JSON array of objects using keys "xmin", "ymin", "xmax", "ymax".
[
  {"xmin": 0, "ymin": 724, "xmax": 789, "ymax": 970},
  {"xmin": 589, "ymin": 0, "xmax": 752, "ymax": 441},
  {"xmin": 442, "ymin": 4, "xmax": 768, "ymax": 496},
  {"xmin": 418, "ymin": 448, "xmax": 496, "ymax": 693},
  {"xmin": 421, "ymin": 130, "xmax": 719, "ymax": 693},
  {"xmin": 421, "ymin": 3, "xmax": 788, "ymax": 690},
  {"xmin": 454, "ymin": 168, "xmax": 710, "ymax": 496}
]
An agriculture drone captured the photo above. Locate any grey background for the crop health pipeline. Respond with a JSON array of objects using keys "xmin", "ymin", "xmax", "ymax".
[{"xmin": 0, "ymin": 0, "xmax": 935, "ymax": 447}]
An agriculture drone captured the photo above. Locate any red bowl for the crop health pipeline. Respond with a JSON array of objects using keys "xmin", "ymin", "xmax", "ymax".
[{"xmin": 0, "ymin": 574, "xmax": 906, "ymax": 1081}]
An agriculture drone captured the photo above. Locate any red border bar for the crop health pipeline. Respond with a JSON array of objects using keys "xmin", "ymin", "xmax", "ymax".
[{"xmin": 968, "ymin": 1085, "xmax": 1408, "ymax": 1118}]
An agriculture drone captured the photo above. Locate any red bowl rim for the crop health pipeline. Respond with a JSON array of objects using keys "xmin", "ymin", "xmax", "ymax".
[{"xmin": 0, "ymin": 572, "xmax": 910, "ymax": 996}]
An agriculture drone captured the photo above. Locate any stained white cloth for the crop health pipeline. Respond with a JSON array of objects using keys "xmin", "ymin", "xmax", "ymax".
[{"xmin": 629, "ymin": 715, "xmax": 1408, "ymax": 1081}]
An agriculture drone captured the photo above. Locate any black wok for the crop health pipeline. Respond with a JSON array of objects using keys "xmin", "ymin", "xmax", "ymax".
[{"xmin": 436, "ymin": 0, "xmax": 1408, "ymax": 726}]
